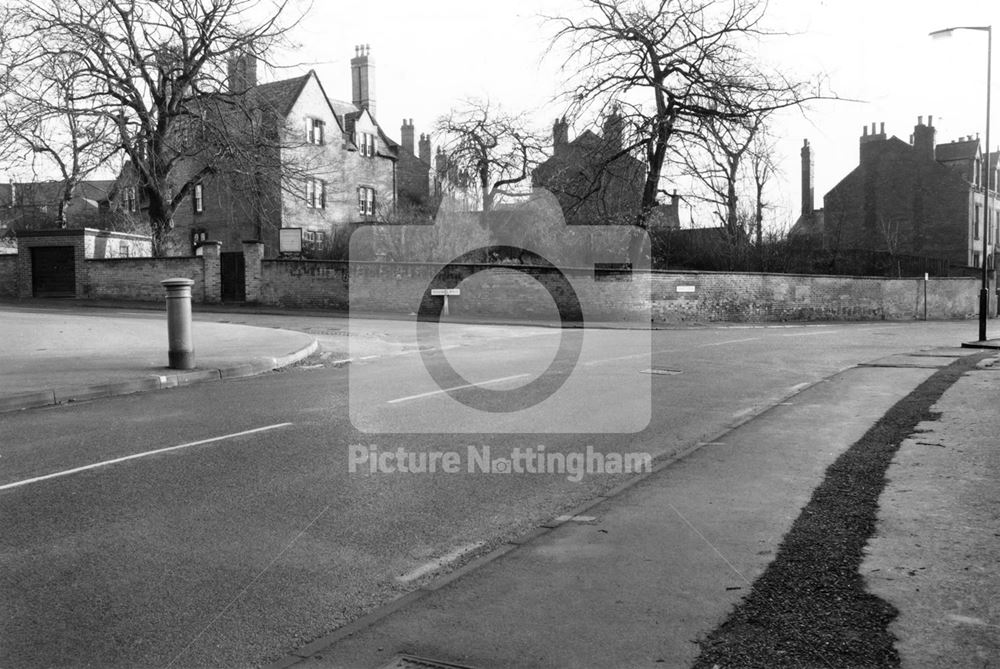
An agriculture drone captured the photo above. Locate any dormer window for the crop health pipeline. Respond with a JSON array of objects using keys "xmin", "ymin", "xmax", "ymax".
[
  {"xmin": 357, "ymin": 131, "xmax": 376, "ymax": 157},
  {"xmin": 306, "ymin": 117, "xmax": 325, "ymax": 145}
]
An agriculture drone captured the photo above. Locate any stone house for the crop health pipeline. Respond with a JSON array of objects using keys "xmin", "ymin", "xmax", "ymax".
[{"xmin": 793, "ymin": 116, "xmax": 1000, "ymax": 268}]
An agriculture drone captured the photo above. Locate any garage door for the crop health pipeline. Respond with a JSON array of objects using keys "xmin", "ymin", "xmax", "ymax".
[{"xmin": 31, "ymin": 246, "xmax": 76, "ymax": 297}]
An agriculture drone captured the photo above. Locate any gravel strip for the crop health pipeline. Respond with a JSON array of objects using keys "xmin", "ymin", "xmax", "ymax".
[{"xmin": 692, "ymin": 353, "xmax": 989, "ymax": 669}]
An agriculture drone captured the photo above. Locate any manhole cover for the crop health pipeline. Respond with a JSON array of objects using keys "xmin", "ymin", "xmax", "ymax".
[
  {"xmin": 376, "ymin": 654, "xmax": 479, "ymax": 669},
  {"xmin": 640, "ymin": 368, "xmax": 682, "ymax": 375}
]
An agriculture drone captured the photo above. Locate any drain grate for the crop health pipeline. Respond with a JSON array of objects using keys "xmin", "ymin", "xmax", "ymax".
[
  {"xmin": 640, "ymin": 368, "xmax": 682, "ymax": 375},
  {"xmin": 376, "ymin": 654, "xmax": 480, "ymax": 669}
]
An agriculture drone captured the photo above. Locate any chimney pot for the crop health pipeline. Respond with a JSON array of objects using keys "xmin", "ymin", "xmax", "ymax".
[
  {"xmin": 918, "ymin": 115, "xmax": 923, "ymax": 126},
  {"xmin": 880, "ymin": 122, "xmax": 885, "ymax": 135},
  {"xmin": 863, "ymin": 126, "xmax": 868, "ymax": 137},
  {"xmin": 929, "ymin": 115, "xmax": 933, "ymax": 127}
]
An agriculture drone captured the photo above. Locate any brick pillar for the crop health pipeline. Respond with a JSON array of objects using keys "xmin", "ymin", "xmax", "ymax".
[
  {"xmin": 242, "ymin": 240, "xmax": 264, "ymax": 303},
  {"xmin": 15, "ymin": 236, "xmax": 31, "ymax": 298},
  {"xmin": 200, "ymin": 241, "xmax": 222, "ymax": 303}
]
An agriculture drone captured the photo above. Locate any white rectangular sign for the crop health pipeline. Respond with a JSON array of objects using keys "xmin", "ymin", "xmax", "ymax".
[
  {"xmin": 279, "ymin": 227, "xmax": 302, "ymax": 254},
  {"xmin": 676, "ymin": 285, "xmax": 696, "ymax": 293},
  {"xmin": 431, "ymin": 288, "xmax": 460, "ymax": 296}
]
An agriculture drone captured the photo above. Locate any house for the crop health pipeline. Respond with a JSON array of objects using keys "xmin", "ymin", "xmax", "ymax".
[
  {"xmin": 792, "ymin": 116, "xmax": 1000, "ymax": 269},
  {"xmin": 0, "ymin": 179, "xmax": 121, "ymax": 234},
  {"xmin": 531, "ymin": 111, "xmax": 645, "ymax": 226},
  {"xmin": 154, "ymin": 45, "xmax": 399, "ymax": 257},
  {"xmin": 394, "ymin": 119, "xmax": 435, "ymax": 211}
]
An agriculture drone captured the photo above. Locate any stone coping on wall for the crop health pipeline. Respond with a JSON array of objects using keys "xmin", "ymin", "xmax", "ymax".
[{"xmin": 264, "ymin": 257, "xmax": 979, "ymax": 282}]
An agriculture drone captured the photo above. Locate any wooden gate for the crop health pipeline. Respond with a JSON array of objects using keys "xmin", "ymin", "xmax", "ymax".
[{"xmin": 220, "ymin": 251, "xmax": 245, "ymax": 302}]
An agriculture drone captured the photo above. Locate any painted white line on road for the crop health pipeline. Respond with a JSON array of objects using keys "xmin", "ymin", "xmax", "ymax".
[
  {"xmin": 396, "ymin": 541, "xmax": 485, "ymax": 584},
  {"xmin": 387, "ymin": 374, "xmax": 530, "ymax": 404},
  {"xmin": 554, "ymin": 515, "xmax": 598, "ymax": 523},
  {"xmin": 0, "ymin": 423, "xmax": 293, "ymax": 492},
  {"xmin": 697, "ymin": 337, "xmax": 760, "ymax": 347},
  {"xmin": 780, "ymin": 330, "xmax": 837, "ymax": 337}
]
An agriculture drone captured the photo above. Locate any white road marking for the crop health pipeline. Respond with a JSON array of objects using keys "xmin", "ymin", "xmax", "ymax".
[
  {"xmin": 554, "ymin": 515, "xmax": 597, "ymax": 522},
  {"xmin": 780, "ymin": 330, "xmax": 836, "ymax": 337},
  {"xmin": 396, "ymin": 541, "xmax": 485, "ymax": 583},
  {"xmin": 0, "ymin": 423, "xmax": 293, "ymax": 492},
  {"xmin": 387, "ymin": 374, "xmax": 530, "ymax": 404},
  {"xmin": 697, "ymin": 337, "xmax": 760, "ymax": 347}
]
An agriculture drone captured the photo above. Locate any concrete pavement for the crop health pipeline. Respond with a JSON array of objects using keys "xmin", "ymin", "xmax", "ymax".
[{"xmin": 0, "ymin": 302, "xmax": 318, "ymax": 412}]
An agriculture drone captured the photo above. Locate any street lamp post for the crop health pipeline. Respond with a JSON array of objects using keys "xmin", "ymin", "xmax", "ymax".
[{"xmin": 931, "ymin": 25, "xmax": 992, "ymax": 341}]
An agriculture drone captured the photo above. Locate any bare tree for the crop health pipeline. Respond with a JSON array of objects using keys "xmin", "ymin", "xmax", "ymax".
[
  {"xmin": 549, "ymin": 0, "xmax": 825, "ymax": 258},
  {"xmin": 10, "ymin": 0, "xmax": 303, "ymax": 255},
  {"xmin": 672, "ymin": 110, "xmax": 769, "ymax": 236},
  {"xmin": 435, "ymin": 99, "xmax": 547, "ymax": 222},
  {"xmin": 0, "ymin": 48, "xmax": 117, "ymax": 227}
]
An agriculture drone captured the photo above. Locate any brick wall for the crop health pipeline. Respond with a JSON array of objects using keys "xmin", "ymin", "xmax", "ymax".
[
  {"xmin": 0, "ymin": 255, "xmax": 17, "ymax": 297},
  {"xmin": 80, "ymin": 256, "xmax": 206, "ymax": 302},
  {"xmin": 255, "ymin": 258, "xmax": 980, "ymax": 322}
]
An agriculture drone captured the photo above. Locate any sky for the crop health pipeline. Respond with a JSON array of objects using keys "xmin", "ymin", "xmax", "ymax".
[{"xmin": 272, "ymin": 0, "xmax": 1000, "ymax": 230}]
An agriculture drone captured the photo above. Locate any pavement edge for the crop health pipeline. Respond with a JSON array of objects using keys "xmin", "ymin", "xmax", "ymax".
[{"xmin": 0, "ymin": 339, "xmax": 318, "ymax": 414}]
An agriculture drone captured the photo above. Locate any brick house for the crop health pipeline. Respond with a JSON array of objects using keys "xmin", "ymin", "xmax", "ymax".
[
  {"xmin": 154, "ymin": 45, "xmax": 398, "ymax": 258},
  {"xmin": 793, "ymin": 116, "xmax": 1000, "ymax": 268},
  {"xmin": 531, "ymin": 111, "xmax": 645, "ymax": 226},
  {"xmin": 395, "ymin": 119, "xmax": 435, "ymax": 210},
  {"xmin": 0, "ymin": 180, "xmax": 121, "ymax": 234}
]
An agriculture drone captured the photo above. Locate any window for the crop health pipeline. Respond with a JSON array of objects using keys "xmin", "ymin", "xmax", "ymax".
[
  {"xmin": 358, "ymin": 186, "xmax": 376, "ymax": 216},
  {"xmin": 357, "ymin": 131, "xmax": 376, "ymax": 157},
  {"xmin": 193, "ymin": 183, "xmax": 204, "ymax": 214},
  {"xmin": 125, "ymin": 187, "xmax": 137, "ymax": 213},
  {"xmin": 306, "ymin": 117, "xmax": 325, "ymax": 145},
  {"xmin": 303, "ymin": 229, "xmax": 328, "ymax": 246},
  {"xmin": 119, "ymin": 242, "xmax": 130, "ymax": 258},
  {"xmin": 305, "ymin": 178, "xmax": 326, "ymax": 209},
  {"xmin": 975, "ymin": 205, "xmax": 981, "ymax": 240}
]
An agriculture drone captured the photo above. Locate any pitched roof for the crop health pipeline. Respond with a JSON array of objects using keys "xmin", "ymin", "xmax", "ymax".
[
  {"xmin": 935, "ymin": 138, "xmax": 979, "ymax": 162},
  {"xmin": 249, "ymin": 73, "xmax": 311, "ymax": 118}
]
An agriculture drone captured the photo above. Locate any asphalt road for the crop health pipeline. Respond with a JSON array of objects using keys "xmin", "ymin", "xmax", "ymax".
[{"xmin": 0, "ymin": 316, "xmax": 979, "ymax": 668}]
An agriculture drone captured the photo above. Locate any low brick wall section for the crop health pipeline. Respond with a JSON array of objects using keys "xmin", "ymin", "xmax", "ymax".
[
  {"xmin": 81, "ymin": 257, "xmax": 206, "ymax": 302},
  {"xmin": 0, "ymin": 255, "xmax": 18, "ymax": 297},
  {"xmin": 258, "ymin": 260, "xmax": 980, "ymax": 322}
]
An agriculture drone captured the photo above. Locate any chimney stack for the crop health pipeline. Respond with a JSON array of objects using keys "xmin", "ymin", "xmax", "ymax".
[
  {"xmin": 553, "ymin": 117, "xmax": 569, "ymax": 154},
  {"xmin": 801, "ymin": 139, "xmax": 814, "ymax": 216},
  {"xmin": 912, "ymin": 114, "xmax": 936, "ymax": 161},
  {"xmin": 351, "ymin": 44, "xmax": 375, "ymax": 116},
  {"xmin": 602, "ymin": 106, "xmax": 623, "ymax": 151},
  {"xmin": 860, "ymin": 120, "xmax": 887, "ymax": 163},
  {"xmin": 400, "ymin": 119, "xmax": 414, "ymax": 154},
  {"xmin": 227, "ymin": 52, "xmax": 258, "ymax": 93},
  {"xmin": 418, "ymin": 133, "xmax": 431, "ymax": 165}
]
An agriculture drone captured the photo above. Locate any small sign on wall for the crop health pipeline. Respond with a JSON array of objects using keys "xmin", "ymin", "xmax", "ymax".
[
  {"xmin": 676, "ymin": 285, "xmax": 696, "ymax": 293},
  {"xmin": 279, "ymin": 227, "xmax": 302, "ymax": 254}
]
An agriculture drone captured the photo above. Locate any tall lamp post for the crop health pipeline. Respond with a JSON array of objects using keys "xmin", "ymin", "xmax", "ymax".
[{"xmin": 931, "ymin": 25, "xmax": 992, "ymax": 341}]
